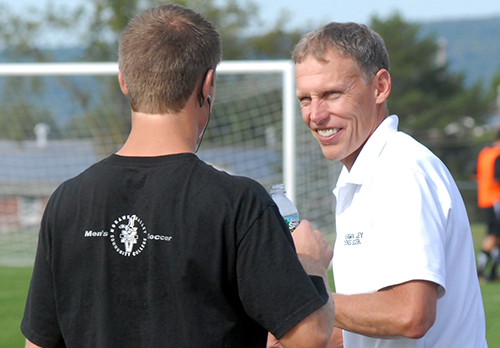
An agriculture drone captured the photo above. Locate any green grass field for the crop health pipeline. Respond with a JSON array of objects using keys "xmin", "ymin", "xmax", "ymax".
[
  {"xmin": 1, "ymin": 224, "xmax": 499, "ymax": 347},
  {"xmin": 472, "ymin": 223, "xmax": 500, "ymax": 347},
  {"xmin": 0, "ymin": 267, "xmax": 32, "ymax": 348}
]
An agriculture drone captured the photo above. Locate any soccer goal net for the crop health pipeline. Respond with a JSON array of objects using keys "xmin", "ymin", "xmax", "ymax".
[{"xmin": 0, "ymin": 61, "xmax": 341, "ymax": 267}]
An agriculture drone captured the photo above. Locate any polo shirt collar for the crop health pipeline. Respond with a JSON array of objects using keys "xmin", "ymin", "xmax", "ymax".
[{"xmin": 336, "ymin": 115, "xmax": 399, "ymax": 187}]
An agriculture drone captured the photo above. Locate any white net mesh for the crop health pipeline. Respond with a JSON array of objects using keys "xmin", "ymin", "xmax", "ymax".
[{"xmin": 0, "ymin": 62, "xmax": 340, "ymax": 267}]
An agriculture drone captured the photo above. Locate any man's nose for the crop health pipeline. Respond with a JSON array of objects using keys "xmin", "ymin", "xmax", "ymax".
[{"xmin": 310, "ymin": 99, "xmax": 329, "ymax": 124}]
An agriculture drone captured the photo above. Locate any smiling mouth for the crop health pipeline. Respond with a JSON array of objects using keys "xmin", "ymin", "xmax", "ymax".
[{"xmin": 317, "ymin": 128, "xmax": 340, "ymax": 137}]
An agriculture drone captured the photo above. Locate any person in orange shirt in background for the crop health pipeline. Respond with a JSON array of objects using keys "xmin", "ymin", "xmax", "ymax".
[{"xmin": 476, "ymin": 130, "xmax": 500, "ymax": 282}]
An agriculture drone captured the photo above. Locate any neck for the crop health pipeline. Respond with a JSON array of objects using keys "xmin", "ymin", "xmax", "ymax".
[
  {"xmin": 117, "ymin": 109, "xmax": 197, "ymax": 157},
  {"xmin": 342, "ymin": 112, "xmax": 388, "ymax": 172}
]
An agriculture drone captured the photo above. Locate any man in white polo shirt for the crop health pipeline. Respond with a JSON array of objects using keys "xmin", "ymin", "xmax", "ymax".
[{"xmin": 292, "ymin": 22, "xmax": 487, "ymax": 348}]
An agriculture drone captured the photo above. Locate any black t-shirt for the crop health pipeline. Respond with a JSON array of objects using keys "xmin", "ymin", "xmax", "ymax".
[{"xmin": 21, "ymin": 153, "xmax": 328, "ymax": 348}]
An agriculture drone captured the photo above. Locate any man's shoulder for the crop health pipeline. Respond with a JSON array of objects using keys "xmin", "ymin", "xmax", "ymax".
[
  {"xmin": 185, "ymin": 158, "xmax": 272, "ymax": 203},
  {"xmin": 378, "ymin": 131, "xmax": 452, "ymax": 182},
  {"xmin": 55, "ymin": 156, "xmax": 110, "ymax": 190},
  {"xmin": 212, "ymin": 170, "xmax": 271, "ymax": 200},
  {"xmin": 383, "ymin": 131, "xmax": 436, "ymax": 162}
]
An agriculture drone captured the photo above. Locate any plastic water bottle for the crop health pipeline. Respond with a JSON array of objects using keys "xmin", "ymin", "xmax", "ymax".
[{"xmin": 270, "ymin": 184, "xmax": 299, "ymax": 232}]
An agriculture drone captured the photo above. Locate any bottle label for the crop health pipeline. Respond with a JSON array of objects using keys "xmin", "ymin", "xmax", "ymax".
[{"xmin": 284, "ymin": 215, "xmax": 300, "ymax": 232}]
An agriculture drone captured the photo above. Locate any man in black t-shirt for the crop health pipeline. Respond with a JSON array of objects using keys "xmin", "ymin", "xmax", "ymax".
[{"xmin": 21, "ymin": 4, "xmax": 334, "ymax": 348}]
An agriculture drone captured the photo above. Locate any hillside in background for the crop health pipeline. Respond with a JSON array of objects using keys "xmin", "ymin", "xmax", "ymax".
[{"xmin": 420, "ymin": 16, "xmax": 500, "ymax": 89}]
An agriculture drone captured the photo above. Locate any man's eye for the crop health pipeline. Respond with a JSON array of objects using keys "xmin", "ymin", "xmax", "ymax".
[{"xmin": 299, "ymin": 97, "xmax": 311, "ymax": 106}]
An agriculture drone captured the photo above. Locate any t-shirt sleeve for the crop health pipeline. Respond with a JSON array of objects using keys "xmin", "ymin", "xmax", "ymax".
[
  {"xmin": 21, "ymin": 208, "xmax": 65, "ymax": 347},
  {"xmin": 235, "ymin": 205, "xmax": 330, "ymax": 339}
]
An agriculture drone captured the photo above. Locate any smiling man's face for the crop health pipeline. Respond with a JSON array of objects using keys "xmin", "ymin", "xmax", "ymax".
[{"xmin": 295, "ymin": 50, "xmax": 388, "ymax": 170}]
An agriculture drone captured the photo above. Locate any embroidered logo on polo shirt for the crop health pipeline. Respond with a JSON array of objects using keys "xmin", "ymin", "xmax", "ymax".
[
  {"xmin": 343, "ymin": 232, "xmax": 363, "ymax": 246},
  {"xmin": 83, "ymin": 214, "xmax": 173, "ymax": 257}
]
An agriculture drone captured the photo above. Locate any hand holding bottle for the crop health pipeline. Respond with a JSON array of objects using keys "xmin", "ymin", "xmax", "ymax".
[{"xmin": 292, "ymin": 220, "xmax": 333, "ymax": 277}]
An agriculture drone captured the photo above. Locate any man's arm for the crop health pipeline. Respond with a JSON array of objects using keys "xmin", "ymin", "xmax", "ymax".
[
  {"xmin": 332, "ymin": 280, "xmax": 438, "ymax": 339},
  {"xmin": 279, "ymin": 301, "xmax": 334, "ymax": 348},
  {"xmin": 326, "ymin": 327, "xmax": 343, "ymax": 348},
  {"xmin": 25, "ymin": 340, "xmax": 43, "ymax": 348},
  {"xmin": 277, "ymin": 220, "xmax": 335, "ymax": 348}
]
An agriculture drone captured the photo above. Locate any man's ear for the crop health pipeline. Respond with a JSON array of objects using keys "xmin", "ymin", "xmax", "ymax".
[
  {"xmin": 200, "ymin": 69, "xmax": 215, "ymax": 104},
  {"xmin": 374, "ymin": 69, "xmax": 391, "ymax": 105},
  {"xmin": 118, "ymin": 71, "xmax": 129, "ymax": 96}
]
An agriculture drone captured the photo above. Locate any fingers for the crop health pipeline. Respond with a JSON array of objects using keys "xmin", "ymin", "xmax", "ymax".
[
  {"xmin": 292, "ymin": 220, "xmax": 333, "ymax": 275},
  {"xmin": 292, "ymin": 220, "xmax": 313, "ymax": 249},
  {"xmin": 267, "ymin": 333, "xmax": 284, "ymax": 348}
]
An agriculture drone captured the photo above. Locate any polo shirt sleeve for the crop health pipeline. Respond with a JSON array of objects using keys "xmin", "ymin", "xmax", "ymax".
[
  {"xmin": 235, "ymin": 205, "xmax": 330, "ymax": 339},
  {"xmin": 367, "ymin": 166, "xmax": 447, "ymax": 297}
]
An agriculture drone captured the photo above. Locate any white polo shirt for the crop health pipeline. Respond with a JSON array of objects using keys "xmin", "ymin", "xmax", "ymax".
[{"xmin": 332, "ymin": 115, "xmax": 486, "ymax": 348}]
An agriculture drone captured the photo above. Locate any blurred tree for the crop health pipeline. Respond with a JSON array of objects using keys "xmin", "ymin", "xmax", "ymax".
[
  {"xmin": 370, "ymin": 13, "xmax": 496, "ymax": 186},
  {"xmin": 370, "ymin": 13, "xmax": 491, "ymax": 136},
  {"xmin": 0, "ymin": 96, "xmax": 58, "ymax": 141},
  {"xmin": 245, "ymin": 11, "xmax": 303, "ymax": 59},
  {"xmin": 0, "ymin": 2, "xmax": 81, "ymax": 141},
  {"xmin": 73, "ymin": 0, "xmax": 268, "ymax": 61},
  {"xmin": 489, "ymin": 63, "xmax": 500, "ymax": 115}
]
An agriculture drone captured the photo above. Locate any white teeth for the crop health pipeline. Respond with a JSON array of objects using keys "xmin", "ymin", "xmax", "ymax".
[{"xmin": 318, "ymin": 128, "xmax": 339, "ymax": 137}]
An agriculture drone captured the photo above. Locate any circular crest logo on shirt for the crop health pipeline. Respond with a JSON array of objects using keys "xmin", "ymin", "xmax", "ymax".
[{"xmin": 109, "ymin": 214, "xmax": 147, "ymax": 257}]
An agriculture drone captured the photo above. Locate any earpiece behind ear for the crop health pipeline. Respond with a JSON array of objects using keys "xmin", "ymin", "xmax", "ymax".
[
  {"xmin": 198, "ymin": 95, "xmax": 212, "ymax": 108},
  {"xmin": 199, "ymin": 79, "xmax": 206, "ymax": 107},
  {"xmin": 199, "ymin": 69, "xmax": 212, "ymax": 108}
]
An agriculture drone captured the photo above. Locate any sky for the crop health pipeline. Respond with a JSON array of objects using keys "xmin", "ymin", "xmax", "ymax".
[
  {"xmin": 5, "ymin": 0, "xmax": 500, "ymax": 33},
  {"xmin": 2, "ymin": 0, "xmax": 500, "ymax": 48},
  {"xmin": 253, "ymin": 0, "xmax": 500, "ymax": 32}
]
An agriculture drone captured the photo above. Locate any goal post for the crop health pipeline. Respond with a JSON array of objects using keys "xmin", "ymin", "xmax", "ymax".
[{"xmin": 0, "ymin": 61, "xmax": 298, "ymax": 201}]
